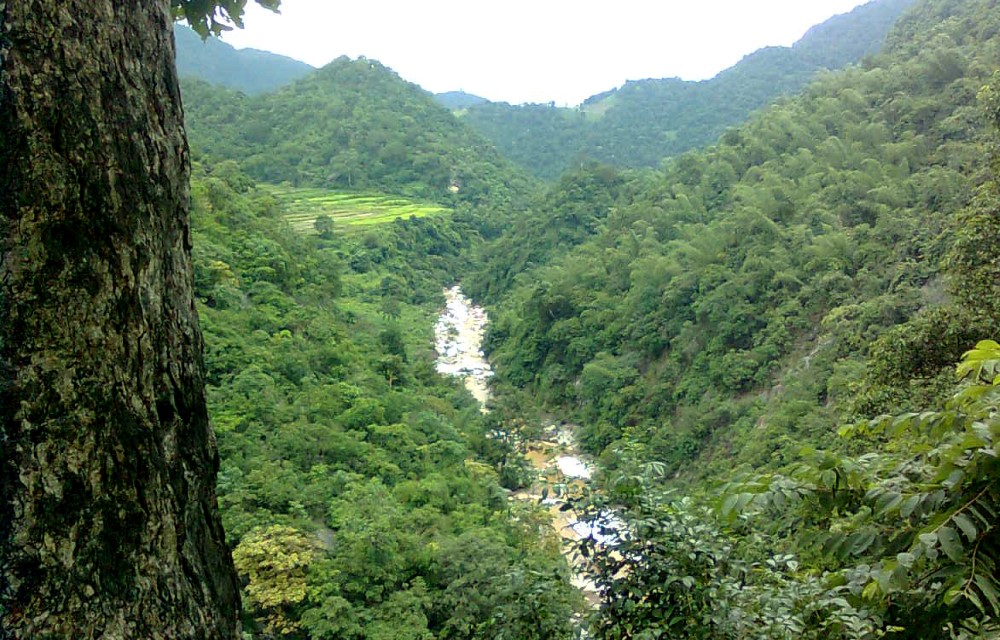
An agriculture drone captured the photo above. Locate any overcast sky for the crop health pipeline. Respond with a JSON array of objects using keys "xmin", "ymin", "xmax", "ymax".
[{"xmin": 221, "ymin": 0, "xmax": 872, "ymax": 106}]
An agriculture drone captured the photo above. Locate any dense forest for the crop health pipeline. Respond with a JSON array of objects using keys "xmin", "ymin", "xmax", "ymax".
[
  {"xmin": 466, "ymin": 0, "xmax": 1000, "ymax": 636},
  {"xmin": 5, "ymin": 0, "xmax": 997, "ymax": 637},
  {"xmin": 173, "ymin": 0, "xmax": 1000, "ymax": 636},
  {"xmin": 458, "ymin": 0, "xmax": 916, "ymax": 180},
  {"xmin": 475, "ymin": 0, "xmax": 998, "ymax": 473},
  {"xmin": 180, "ymin": 58, "xmax": 533, "ymax": 208},
  {"xmin": 188, "ymin": 162, "xmax": 579, "ymax": 638}
]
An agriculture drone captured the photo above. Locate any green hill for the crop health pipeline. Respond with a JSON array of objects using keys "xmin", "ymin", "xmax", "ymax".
[
  {"xmin": 461, "ymin": 0, "xmax": 916, "ymax": 180},
  {"xmin": 175, "ymin": 0, "xmax": 1000, "ymax": 636},
  {"xmin": 478, "ymin": 0, "xmax": 993, "ymax": 480},
  {"xmin": 434, "ymin": 91, "xmax": 489, "ymax": 110},
  {"xmin": 174, "ymin": 24, "xmax": 313, "ymax": 94},
  {"xmin": 471, "ymin": 0, "xmax": 1000, "ymax": 634},
  {"xmin": 182, "ymin": 57, "xmax": 534, "ymax": 208}
]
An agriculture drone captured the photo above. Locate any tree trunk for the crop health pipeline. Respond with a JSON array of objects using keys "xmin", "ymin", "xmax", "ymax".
[{"xmin": 0, "ymin": 2, "xmax": 240, "ymax": 638}]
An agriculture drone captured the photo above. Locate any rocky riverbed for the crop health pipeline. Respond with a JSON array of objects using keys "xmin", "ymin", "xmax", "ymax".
[
  {"xmin": 434, "ymin": 286, "xmax": 493, "ymax": 409},
  {"xmin": 433, "ymin": 285, "xmax": 619, "ymax": 606}
]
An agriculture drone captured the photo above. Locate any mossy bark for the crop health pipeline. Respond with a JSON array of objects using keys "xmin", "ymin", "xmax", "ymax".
[{"xmin": 0, "ymin": 1, "xmax": 239, "ymax": 638}]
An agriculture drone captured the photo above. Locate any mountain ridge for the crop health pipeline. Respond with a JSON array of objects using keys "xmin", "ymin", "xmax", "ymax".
[
  {"xmin": 181, "ymin": 56, "xmax": 534, "ymax": 209},
  {"xmin": 459, "ymin": 0, "xmax": 917, "ymax": 179},
  {"xmin": 434, "ymin": 91, "xmax": 490, "ymax": 110},
  {"xmin": 175, "ymin": 24, "xmax": 314, "ymax": 95}
]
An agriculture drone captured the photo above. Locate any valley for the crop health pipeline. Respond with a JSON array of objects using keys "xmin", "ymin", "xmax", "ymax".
[
  {"xmin": 5, "ymin": 0, "xmax": 997, "ymax": 637},
  {"xmin": 176, "ymin": 0, "xmax": 1000, "ymax": 634},
  {"xmin": 432, "ymin": 287, "xmax": 617, "ymax": 608}
]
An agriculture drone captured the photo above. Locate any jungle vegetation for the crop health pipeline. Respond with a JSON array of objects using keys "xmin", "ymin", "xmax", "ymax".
[
  {"xmin": 189, "ymin": 162, "xmax": 580, "ymax": 638},
  {"xmin": 466, "ymin": 0, "xmax": 1000, "ymax": 636},
  {"xmin": 41, "ymin": 0, "xmax": 998, "ymax": 636},
  {"xmin": 180, "ymin": 58, "xmax": 534, "ymax": 209}
]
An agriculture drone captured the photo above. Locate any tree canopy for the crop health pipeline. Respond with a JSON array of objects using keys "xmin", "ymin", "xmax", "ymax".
[
  {"xmin": 187, "ymin": 161, "xmax": 581, "ymax": 637},
  {"xmin": 181, "ymin": 57, "xmax": 535, "ymax": 209}
]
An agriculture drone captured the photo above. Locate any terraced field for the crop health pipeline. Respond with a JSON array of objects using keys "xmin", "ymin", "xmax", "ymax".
[{"xmin": 264, "ymin": 185, "xmax": 450, "ymax": 233}]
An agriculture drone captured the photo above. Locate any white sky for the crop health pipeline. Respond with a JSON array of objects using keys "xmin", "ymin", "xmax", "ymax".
[{"xmin": 221, "ymin": 0, "xmax": 872, "ymax": 106}]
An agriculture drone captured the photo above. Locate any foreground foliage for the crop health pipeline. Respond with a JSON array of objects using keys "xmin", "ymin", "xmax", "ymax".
[{"xmin": 579, "ymin": 342, "xmax": 1000, "ymax": 638}]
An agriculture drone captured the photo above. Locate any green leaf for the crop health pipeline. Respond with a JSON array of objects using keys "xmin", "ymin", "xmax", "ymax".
[
  {"xmin": 953, "ymin": 513, "xmax": 978, "ymax": 542},
  {"xmin": 944, "ymin": 585, "xmax": 964, "ymax": 606},
  {"xmin": 973, "ymin": 573, "xmax": 1000, "ymax": 615},
  {"xmin": 960, "ymin": 432, "xmax": 989, "ymax": 450},
  {"xmin": 721, "ymin": 493, "xmax": 739, "ymax": 517},
  {"xmin": 849, "ymin": 530, "xmax": 877, "ymax": 556},
  {"xmin": 735, "ymin": 492, "xmax": 754, "ymax": 513},
  {"xmin": 901, "ymin": 494, "xmax": 921, "ymax": 519},
  {"xmin": 937, "ymin": 526, "xmax": 963, "ymax": 563},
  {"xmin": 876, "ymin": 491, "xmax": 903, "ymax": 515},
  {"xmin": 772, "ymin": 489, "xmax": 787, "ymax": 510},
  {"xmin": 958, "ymin": 340, "xmax": 1000, "ymax": 380}
]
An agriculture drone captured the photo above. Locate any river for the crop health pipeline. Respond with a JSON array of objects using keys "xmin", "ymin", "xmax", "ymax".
[
  {"xmin": 433, "ymin": 285, "xmax": 613, "ymax": 606},
  {"xmin": 433, "ymin": 286, "xmax": 493, "ymax": 409}
]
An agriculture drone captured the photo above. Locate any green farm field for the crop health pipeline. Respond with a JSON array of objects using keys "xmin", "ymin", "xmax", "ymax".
[{"xmin": 263, "ymin": 185, "xmax": 449, "ymax": 233}]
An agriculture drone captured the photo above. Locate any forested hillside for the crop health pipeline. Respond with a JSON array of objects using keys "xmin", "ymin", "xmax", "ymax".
[
  {"xmin": 460, "ymin": 0, "xmax": 914, "ymax": 180},
  {"xmin": 181, "ymin": 57, "xmax": 534, "ymax": 208},
  {"xmin": 174, "ymin": 0, "xmax": 1000, "ymax": 637},
  {"xmin": 469, "ymin": 0, "xmax": 1000, "ymax": 636},
  {"xmin": 189, "ymin": 162, "xmax": 578, "ymax": 638},
  {"xmin": 434, "ymin": 91, "xmax": 489, "ymax": 110},
  {"xmin": 476, "ymin": 0, "xmax": 995, "ymax": 475},
  {"xmin": 175, "ymin": 24, "xmax": 313, "ymax": 94}
]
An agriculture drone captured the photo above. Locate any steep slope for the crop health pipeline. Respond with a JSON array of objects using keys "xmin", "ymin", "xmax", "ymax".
[
  {"xmin": 459, "ymin": 103, "xmax": 593, "ymax": 181},
  {"xmin": 461, "ymin": 0, "xmax": 916, "ymax": 179},
  {"xmin": 474, "ymin": 0, "xmax": 1000, "ymax": 636},
  {"xmin": 182, "ymin": 57, "xmax": 534, "ymax": 208},
  {"xmin": 477, "ymin": 0, "xmax": 997, "ymax": 476},
  {"xmin": 175, "ymin": 24, "xmax": 313, "ymax": 94}
]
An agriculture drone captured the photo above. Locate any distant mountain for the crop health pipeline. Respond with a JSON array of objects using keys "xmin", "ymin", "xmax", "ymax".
[
  {"xmin": 460, "ymin": 0, "xmax": 917, "ymax": 179},
  {"xmin": 457, "ymin": 103, "xmax": 592, "ymax": 181},
  {"xmin": 435, "ymin": 91, "xmax": 489, "ymax": 110},
  {"xmin": 181, "ymin": 57, "xmax": 533, "ymax": 207},
  {"xmin": 174, "ymin": 24, "xmax": 313, "ymax": 95}
]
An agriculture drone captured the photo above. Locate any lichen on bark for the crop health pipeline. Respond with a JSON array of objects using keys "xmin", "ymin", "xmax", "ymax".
[{"xmin": 0, "ymin": 1, "xmax": 239, "ymax": 638}]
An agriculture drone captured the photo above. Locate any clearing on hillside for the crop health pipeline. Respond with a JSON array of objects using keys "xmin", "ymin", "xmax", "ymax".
[{"xmin": 264, "ymin": 185, "xmax": 450, "ymax": 233}]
